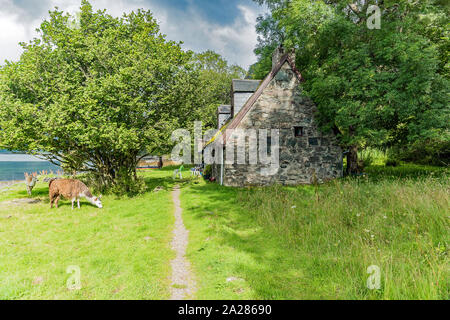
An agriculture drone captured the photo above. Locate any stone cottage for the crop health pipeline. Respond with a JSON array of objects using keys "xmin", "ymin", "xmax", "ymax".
[{"xmin": 205, "ymin": 47, "xmax": 343, "ymax": 187}]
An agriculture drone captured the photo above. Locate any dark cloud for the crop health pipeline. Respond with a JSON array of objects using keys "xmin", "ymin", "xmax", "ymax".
[
  {"xmin": 4, "ymin": 0, "xmax": 53, "ymax": 21},
  {"xmin": 150, "ymin": 0, "xmax": 260, "ymax": 24}
]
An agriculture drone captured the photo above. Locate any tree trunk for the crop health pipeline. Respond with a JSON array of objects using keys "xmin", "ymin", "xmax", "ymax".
[
  {"xmin": 346, "ymin": 145, "xmax": 359, "ymax": 176},
  {"xmin": 133, "ymin": 167, "xmax": 138, "ymax": 181}
]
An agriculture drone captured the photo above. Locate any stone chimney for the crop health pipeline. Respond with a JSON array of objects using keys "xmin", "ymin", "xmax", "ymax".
[
  {"xmin": 231, "ymin": 80, "xmax": 262, "ymax": 117},
  {"xmin": 272, "ymin": 46, "xmax": 296, "ymax": 69},
  {"xmin": 217, "ymin": 105, "xmax": 231, "ymax": 129}
]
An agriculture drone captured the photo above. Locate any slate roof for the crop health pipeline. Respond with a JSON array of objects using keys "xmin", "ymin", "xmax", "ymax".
[
  {"xmin": 232, "ymin": 80, "xmax": 262, "ymax": 93},
  {"xmin": 205, "ymin": 51, "xmax": 303, "ymax": 148},
  {"xmin": 217, "ymin": 105, "xmax": 232, "ymax": 114}
]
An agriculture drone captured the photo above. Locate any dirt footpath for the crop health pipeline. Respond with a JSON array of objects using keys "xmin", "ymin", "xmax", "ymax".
[{"xmin": 170, "ymin": 186, "xmax": 197, "ymax": 300}]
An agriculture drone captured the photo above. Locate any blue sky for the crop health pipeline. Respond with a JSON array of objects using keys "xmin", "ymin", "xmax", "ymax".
[{"xmin": 0, "ymin": 0, "xmax": 266, "ymax": 69}]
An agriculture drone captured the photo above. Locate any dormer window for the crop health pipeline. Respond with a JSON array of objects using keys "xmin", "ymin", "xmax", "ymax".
[{"xmin": 294, "ymin": 127, "xmax": 304, "ymax": 137}]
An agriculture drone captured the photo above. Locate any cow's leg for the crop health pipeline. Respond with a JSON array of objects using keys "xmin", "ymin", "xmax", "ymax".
[
  {"xmin": 71, "ymin": 199, "xmax": 75, "ymax": 210},
  {"xmin": 50, "ymin": 193, "xmax": 58, "ymax": 209},
  {"xmin": 55, "ymin": 196, "xmax": 60, "ymax": 208},
  {"xmin": 77, "ymin": 198, "xmax": 81, "ymax": 209}
]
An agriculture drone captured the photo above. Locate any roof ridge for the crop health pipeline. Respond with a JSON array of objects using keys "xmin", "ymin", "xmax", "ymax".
[
  {"xmin": 223, "ymin": 53, "xmax": 303, "ymax": 144},
  {"xmin": 203, "ymin": 53, "xmax": 303, "ymax": 149}
]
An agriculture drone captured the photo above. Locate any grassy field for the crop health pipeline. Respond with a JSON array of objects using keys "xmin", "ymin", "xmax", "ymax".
[
  {"xmin": 0, "ymin": 164, "xmax": 448, "ymax": 300},
  {"xmin": 181, "ymin": 164, "xmax": 449, "ymax": 300},
  {"xmin": 0, "ymin": 169, "xmax": 177, "ymax": 300}
]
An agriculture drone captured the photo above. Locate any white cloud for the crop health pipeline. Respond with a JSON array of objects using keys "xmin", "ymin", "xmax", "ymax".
[
  {"xmin": 0, "ymin": 12, "xmax": 26, "ymax": 63},
  {"xmin": 156, "ymin": 4, "xmax": 261, "ymax": 69},
  {"xmin": 211, "ymin": 5, "xmax": 261, "ymax": 68},
  {"xmin": 0, "ymin": 0, "xmax": 263, "ymax": 69},
  {"xmin": 130, "ymin": 1, "xmax": 263, "ymax": 69}
]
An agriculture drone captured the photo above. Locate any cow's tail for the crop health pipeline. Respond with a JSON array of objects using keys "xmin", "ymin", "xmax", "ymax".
[{"xmin": 48, "ymin": 178, "xmax": 58, "ymax": 188}]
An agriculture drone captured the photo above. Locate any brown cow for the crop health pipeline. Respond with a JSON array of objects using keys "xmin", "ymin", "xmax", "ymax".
[{"xmin": 49, "ymin": 179, "xmax": 102, "ymax": 210}]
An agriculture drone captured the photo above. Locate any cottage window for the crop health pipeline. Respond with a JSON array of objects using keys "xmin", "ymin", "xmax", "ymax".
[
  {"xmin": 212, "ymin": 149, "xmax": 216, "ymax": 158},
  {"xmin": 267, "ymin": 136, "xmax": 272, "ymax": 155},
  {"xmin": 294, "ymin": 127, "xmax": 304, "ymax": 137},
  {"xmin": 309, "ymin": 138, "xmax": 319, "ymax": 146}
]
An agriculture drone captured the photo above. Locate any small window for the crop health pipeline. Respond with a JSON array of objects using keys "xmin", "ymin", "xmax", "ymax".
[
  {"xmin": 212, "ymin": 149, "xmax": 216, "ymax": 158},
  {"xmin": 294, "ymin": 127, "xmax": 304, "ymax": 137},
  {"xmin": 309, "ymin": 138, "xmax": 319, "ymax": 146},
  {"xmin": 267, "ymin": 136, "xmax": 272, "ymax": 154}
]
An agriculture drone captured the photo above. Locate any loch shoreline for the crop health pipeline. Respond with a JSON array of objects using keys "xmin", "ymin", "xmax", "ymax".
[{"xmin": 0, "ymin": 153, "xmax": 60, "ymax": 182}]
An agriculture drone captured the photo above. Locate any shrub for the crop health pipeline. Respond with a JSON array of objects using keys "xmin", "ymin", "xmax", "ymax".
[
  {"xmin": 390, "ymin": 140, "xmax": 450, "ymax": 167},
  {"xmin": 385, "ymin": 159, "xmax": 400, "ymax": 167},
  {"xmin": 359, "ymin": 148, "xmax": 388, "ymax": 169},
  {"xmin": 361, "ymin": 154, "xmax": 374, "ymax": 169},
  {"xmin": 79, "ymin": 173, "xmax": 107, "ymax": 195},
  {"xmin": 110, "ymin": 169, "xmax": 148, "ymax": 197},
  {"xmin": 81, "ymin": 169, "xmax": 147, "ymax": 197},
  {"xmin": 203, "ymin": 165, "xmax": 212, "ymax": 181}
]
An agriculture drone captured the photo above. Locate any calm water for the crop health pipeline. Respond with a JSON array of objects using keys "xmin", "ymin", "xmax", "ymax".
[{"xmin": 0, "ymin": 153, "xmax": 60, "ymax": 181}]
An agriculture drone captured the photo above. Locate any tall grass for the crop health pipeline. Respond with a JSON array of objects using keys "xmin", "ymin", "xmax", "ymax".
[
  {"xmin": 359, "ymin": 148, "xmax": 388, "ymax": 166},
  {"xmin": 237, "ymin": 174, "xmax": 449, "ymax": 299},
  {"xmin": 182, "ymin": 165, "xmax": 449, "ymax": 300}
]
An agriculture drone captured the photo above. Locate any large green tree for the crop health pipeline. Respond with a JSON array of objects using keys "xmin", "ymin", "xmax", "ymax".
[
  {"xmin": 192, "ymin": 50, "xmax": 246, "ymax": 128},
  {"xmin": 252, "ymin": 0, "xmax": 449, "ymax": 171},
  {"xmin": 0, "ymin": 1, "xmax": 199, "ymax": 189}
]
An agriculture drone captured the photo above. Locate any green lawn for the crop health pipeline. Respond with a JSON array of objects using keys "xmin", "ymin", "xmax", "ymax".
[
  {"xmin": 181, "ymin": 164, "xmax": 449, "ymax": 300},
  {"xmin": 0, "ymin": 169, "xmax": 177, "ymax": 300},
  {"xmin": 1, "ymin": 164, "xmax": 448, "ymax": 300}
]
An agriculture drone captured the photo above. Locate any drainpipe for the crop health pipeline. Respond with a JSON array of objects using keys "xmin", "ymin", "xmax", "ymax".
[{"xmin": 220, "ymin": 147, "xmax": 224, "ymax": 186}]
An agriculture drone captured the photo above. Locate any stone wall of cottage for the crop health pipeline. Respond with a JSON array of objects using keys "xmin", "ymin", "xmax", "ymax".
[{"xmin": 221, "ymin": 61, "xmax": 343, "ymax": 187}]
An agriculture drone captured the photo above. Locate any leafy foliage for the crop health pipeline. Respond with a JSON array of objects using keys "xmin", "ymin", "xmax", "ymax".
[
  {"xmin": 0, "ymin": 1, "xmax": 192, "ymax": 190},
  {"xmin": 252, "ymin": 0, "xmax": 450, "ymax": 169},
  {"xmin": 0, "ymin": 1, "xmax": 242, "ymax": 193},
  {"xmin": 192, "ymin": 51, "xmax": 246, "ymax": 128}
]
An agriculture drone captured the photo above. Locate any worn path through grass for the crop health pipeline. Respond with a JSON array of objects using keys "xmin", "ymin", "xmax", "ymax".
[{"xmin": 169, "ymin": 185, "xmax": 197, "ymax": 300}]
